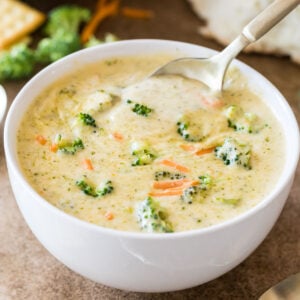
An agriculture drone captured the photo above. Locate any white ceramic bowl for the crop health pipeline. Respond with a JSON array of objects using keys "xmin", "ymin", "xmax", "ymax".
[
  {"xmin": 4, "ymin": 40, "xmax": 300, "ymax": 292},
  {"xmin": 0, "ymin": 85, "xmax": 7, "ymax": 124}
]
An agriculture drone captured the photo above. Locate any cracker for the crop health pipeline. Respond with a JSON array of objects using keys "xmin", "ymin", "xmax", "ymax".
[{"xmin": 0, "ymin": 0, "xmax": 45, "ymax": 49}]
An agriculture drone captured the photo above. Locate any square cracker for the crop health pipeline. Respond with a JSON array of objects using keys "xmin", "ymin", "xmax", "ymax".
[{"xmin": 0, "ymin": 0, "xmax": 45, "ymax": 49}]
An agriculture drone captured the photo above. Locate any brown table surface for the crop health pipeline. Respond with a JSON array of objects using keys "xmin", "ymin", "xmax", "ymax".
[{"xmin": 1, "ymin": 0, "xmax": 300, "ymax": 299}]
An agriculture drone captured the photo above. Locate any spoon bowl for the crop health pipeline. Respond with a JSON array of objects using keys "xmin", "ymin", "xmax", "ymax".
[{"xmin": 152, "ymin": 35, "xmax": 248, "ymax": 92}]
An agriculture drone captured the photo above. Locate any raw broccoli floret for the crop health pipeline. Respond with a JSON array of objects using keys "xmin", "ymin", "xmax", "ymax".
[
  {"xmin": 214, "ymin": 137, "xmax": 251, "ymax": 169},
  {"xmin": 225, "ymin": 105, "xmax": 263, "ymax": 133},
  {"xmin": 136, "ymin": 197, "xmax": 173, "ymax": 233},
  {"xmin": 84, "ymin": 33, "xmax": 119, "ymax": 48},
  {"xmin": 35, "ymin": 5, "xmax": 90, "ymax": 63},
  {"xmin": 43, "ymin": 5, "xmax": 91, "ymax": 36},
  {"xmin": 130, "ymin": 141, "xmax": 156, "ymax": 166},
  {"xmin": 0, "ymin": 43, "xmax": 35, "ymax": 81},
  {"xmin": 35, "ymin": 32, "xmax": 81, "ymax": 63},
  {"xmin": 181, "ymin": 175, "xmax": 213, "ymax": 204}
]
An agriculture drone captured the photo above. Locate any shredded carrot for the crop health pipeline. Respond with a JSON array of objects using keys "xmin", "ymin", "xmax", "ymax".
[
  {"xmin": 152, "ymin": 179, "xmax": 198, "ymax": 190},
  {"xmin": 202, "ymin": 96, "xmax": 224, "ymax": 108},
  {"xmin": 150, "ymin": 179, "xmax": 198, "ymax": 197},
  {"xmin": 195, "ymin": 147, "xmax": 215, "ymax": 156},
  {"xmin": 180, "ymin": 144, "xmax": 196, "ymax": 152},
  {"xmin": 121, "ymin": 7, "xmax": 154, "ymax": 19},
  {"xmin": 180, "ymin": 144, "xmax": 215, "ymax": 156},
  {"xmin": 111, "ymin": 132, "xmax": 124, "ymax": 141},
  {"xmin": 83, "ymin": 158, "xmax": 94, "ymax": 170},
  {"xmin": 149, "ymin": 189, "xmax": 184, "ymax": 197},
  {"xmin": 105, "ymin": 211, "xmax": 114, "ymax": 220},
  {"xmin": 160, "ymin": 159, "xmax": 189, "ymax": 173},
  {"xmin": 36, "ymin": 135, "xmax": 47, "ymax": 145},
  {"xmin": 50, "ymin": 143, "xmax": 58, "ymax": 153},
  {"xmin": 81, "ymin": 0, "xmax": 120, "ymax": 43}
]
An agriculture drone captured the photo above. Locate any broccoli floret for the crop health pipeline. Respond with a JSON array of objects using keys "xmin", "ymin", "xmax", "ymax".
[
  {"xmin": 58, "ymin": 137, "xmax": 84, "ymax": 155},
  {"xmin": 103, "ymin": 33, "xmax": 119, "ymax": 43},
  {"xmin": 78, "ymin": 112, "xmax": 96, "ymax": 127},
  {"xmin": 198, "ymin": 175, "xmax": 213, "ymax": 190},
  {"xmin": 131, "ymin": 141, "xmax": 156, "ymax": 166},
  {"xmin": 176, "ymin": 115, "xmax": 204, "ymax": 142},
  {"xmin": 76, "ymin": 180, "xmax": 98, "ymax": 197},
  {"xmin": 214, "ymin": 137, "xmax": 251, "ymax": 169},
  {"xmin": 44, "ymin": 5, "xmax": 91, "ymax": 36},
  {"xmin": 127, "ymin": 99, "xmax": 153, "ymax": 117},
  {"xmin": 154, "ymin": 171, "xmax": 186, "ymax": 181},
  {"xmin": 76, "ymin": 179, "xmax": 114, "ymax": 197},
  {"xmin": 181, "ymin": 186, "xmax": 200, "ymax": 204},
  {"xmin": 0, "ymin": 5, "xmax": 92, "ymax": 81},
  {"xmin": 136, "ymin": 197, "xmax": 173, "ymax": 233},
  {"xmin": 97, "ymin": 180, "xmax": 114, "ymax": 196},
  {"xmin": 176, "ymin": 121, "xmax": 190, "ymax": 141},
  {"xmin": 84, "ymin": 33, "xmax": 119, "ymax": 48},
  {"xmin": 0, "ymin": 43, "xmax": 35, "ymax": 81},
  {"xmin": 132, "ymin": 149, "xmax": 156, "ymax": 166},
  {"xmin": 225, "ymin": 105, "xmax": 263, "ymax": 133},
  {"xmin": 181, "ymin": 175, "xmax": 213, "ymax": 204},
  {"xmin": 35, "ymin": 5, "xmax": 90, "ymax": 64},
  {"xmin": 35, "ymin": 32, "xmax": 81, "ymax": 63}
]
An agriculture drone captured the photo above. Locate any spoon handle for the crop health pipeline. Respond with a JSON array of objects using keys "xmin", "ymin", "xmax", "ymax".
[{"xmin": 242, "ymin": 0, "xmax": 300, "ymax": 42}]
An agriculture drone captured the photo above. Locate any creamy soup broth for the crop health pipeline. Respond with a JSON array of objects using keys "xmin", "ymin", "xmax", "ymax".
[{"xmin": 17, "ymin": 54, "xmax": 285, "ymax": 233}]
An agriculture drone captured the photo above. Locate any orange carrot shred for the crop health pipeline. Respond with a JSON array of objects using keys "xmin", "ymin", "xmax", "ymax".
[
  {"xmin": 180, "ymin": 144, "xmax": 196, "ymax": 152},
  {"xmin": 149, "ymin": 189, "xmax": 184, "ymax": 197},
  {"xmin": 81, "ymin": 0, "xmax": 120, "ymax": 43},
  {"xmin": 150, "ymin": 179, "xmax": 199, "ymax": 197},
  {"xmin": 152, "ymin": 179, "xmax": 197, "ymax": 190},
  {"xmin": 36, "ymin": 135, "xmax": 47, "ymax": 145},
  {"xmin": 111, "ymin": 132, "xmax": 124, "ymax": 141},
  {"xmin": 50, "ymin": 143, "xmax": 58, "ymax": 153},
  {"xmin": 160, "ymin": 159, "xmax": 189, "ymax": 173},
  {"xmin": 83, "ymin": 158, "xmax": 94, "ymax": 170},
  {"xmin": 121, "ymin": 7, "xmax": 154, "ymax": 19},
  {"xmin": 105, "ymin": 211, "xmax": 114, "ymax": 220},
  {"xmin": 195, "ymin": 147, "xmax": 215, "ymax": 156}
]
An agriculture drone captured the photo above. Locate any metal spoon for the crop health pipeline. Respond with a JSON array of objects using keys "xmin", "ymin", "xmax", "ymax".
[{"xmin": 151, "ymin": 0, "xmax": 300, "ymax": 93}]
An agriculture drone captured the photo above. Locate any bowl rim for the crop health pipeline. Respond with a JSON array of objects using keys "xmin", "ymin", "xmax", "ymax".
[
  {"xmin": 4, "ymin": 39, "xmax": 300, "ymax": 240},
  {"xmin": 0, "ymin": 85, "xmax": 7, "ymax": 124}
]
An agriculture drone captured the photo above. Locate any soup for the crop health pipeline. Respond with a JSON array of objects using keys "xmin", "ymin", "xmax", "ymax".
[{"xmin": 17, "ymin": 54, "xmax": 285, "ymax": 233}]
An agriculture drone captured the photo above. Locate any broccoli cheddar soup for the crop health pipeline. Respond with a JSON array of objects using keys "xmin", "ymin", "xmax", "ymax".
[{"xmin": 17, "ymin": 54, "xmax": 285, "ymax": 233}]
